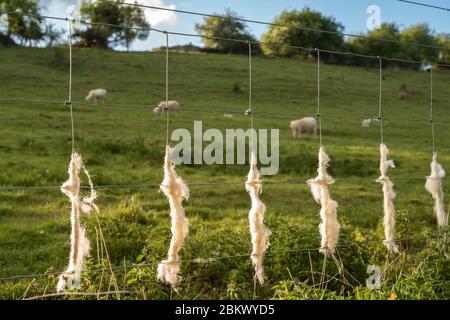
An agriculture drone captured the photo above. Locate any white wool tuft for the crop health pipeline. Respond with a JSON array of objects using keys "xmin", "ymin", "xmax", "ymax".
[
  {"xmin": 425, "ymin": 153, "xmax": 448, "ymax": 228},
  {"xmin": 57, "ymin": 152, "xmax": 97, "ymax": 292},
  {"xmin": 245, "ymin": 153, "xmax": 271, "ymax": 284},
  {"xmin": 157, "ymin": 146, "xmax": 189, "ymax": 286},
  {"xmin": 376, "ymin": 143, "xmax": 399, "ymax": 253},
  {"xmin": 307, "ymin": 147, "xmax": 340, "ymax": 255}
]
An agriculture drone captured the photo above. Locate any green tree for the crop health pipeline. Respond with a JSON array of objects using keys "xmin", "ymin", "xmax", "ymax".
[
  {"xmin": 348, "ymin": 23, "xmax": 401, "ymax": 59},
  {"xmin": 119, "ymin": 5, "xmax": 149, "ymax": 51},
  {"xmin": 0, "ymin": 3, "xmax": 12, "ymax": 45},
  {"xmin": 0, "ymin": 0, "xmax": 43, "ymax": 46},
  {"xmin": 435, "ymin": 33, "xmax": 450, "ymax": 64},
  {"xmin": 44, "ymin": 22, "xmax": 64, "ymax": 48},
  {"xmin": 260, "ymin": 8, "xmax": 345, "ymax": 59},
  {"xmin": 76, "ymin": 0, "xmax": 149, "ymax": 49},
  {"xmin": 195, "ymin": 9, "xmax": 258, "ymax": 54},
  {"xmin": 400, "ymin": 24, "xmax": 439, "ymax": 62}
]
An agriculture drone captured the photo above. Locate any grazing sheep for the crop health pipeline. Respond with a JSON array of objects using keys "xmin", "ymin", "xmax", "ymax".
[
  {"xmin": 399, "ymin": 90, "xmax": 409, "ymax": 100},
  {"xmin": 362, "ymin": 117, "xmax": 381, "ymax": 128},
  {"xmin": 290, "ymin": 117, "xmax": 317, "ymax": 138},
  {"xmin": 362, "ymin": 119, "xmax": 372, "ymax": 128},
  {"xmin": 153, "ymin": 100, "xmax": 181, "ymax": 113},
  {"xmin": 85, "ymin": 89, "xmax": 107, "ymax": 104}
]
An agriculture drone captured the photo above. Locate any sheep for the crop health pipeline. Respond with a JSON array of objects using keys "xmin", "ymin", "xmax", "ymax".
[
  {"xmin": 85, "ymin": 89, "xmax": 107, "ymax": 104},
  {"xmin": 362, "ymin": 117, "xmax": 381, "ymax": 128},
  {"xmin": 153, "ymin": 100, "xmax": 181, "ymax": 113},
  {"xmin": 290, "ymin": 117, "xmax": 317, "ymax": 138},
  {"xmin": 399, "ymin": 90, "xmax": 408, "ymax": 100},
  {"xmin": 362, "ymin": 119, "xmax": 372, "ymax": 128}
]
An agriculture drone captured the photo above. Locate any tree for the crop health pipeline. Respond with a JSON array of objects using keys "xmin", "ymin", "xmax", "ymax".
[
  {"xmin": 348, "ymin": 23, "xmax": 442, "ymax": 67},
  {"xmin": 435, "ymin": 33, "xmax": 450, "ymax": 64},
  {"xmin": 347, "ymin": 23, "xmax": 401, "ymax": 66},
  {"xmin": 0, "ymin": 5, "xmax": 13, "ymax": 45},
  {"xmin": 400, "ymin": 24, "xmax": 439, "ymax": 62},
  {"xmin": 44, "ymin": 22, "xmax": 64, "ymax": 47},
  {"xmin": 75, "ymin": 0, "xmax": 149, "ymax": 49},
  {"xmin": 195, "ymin": 9, "xmax": 258, "ymax": 54},
  {"xmin": 260, "ymin": 8, "xmax": 345, "ymax": 59},
  {"xmin": 0, "ymin": 0, "xmax": 43, "ymax": 46},
  {"xmin": 76, "ymin": 0, "xmax": 121, "ymax": 48},
  {"xmin": 119, "ymin": 5, "xmax": 149, "ymax": 51}
]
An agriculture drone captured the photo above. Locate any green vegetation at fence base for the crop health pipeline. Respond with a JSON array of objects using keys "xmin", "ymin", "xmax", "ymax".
[{"xmin": 0, "ymin": 47, "xmax": 449, "ymax": 300}]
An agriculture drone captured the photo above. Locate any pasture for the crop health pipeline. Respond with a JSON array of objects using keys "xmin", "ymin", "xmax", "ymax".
[{"xmin": 0, "ymin": 46, "xmax": 448, "ymax": 299}]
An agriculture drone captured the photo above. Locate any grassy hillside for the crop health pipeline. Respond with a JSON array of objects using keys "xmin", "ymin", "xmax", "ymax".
[{"xmin": 0, "ymin": 47, "xmax": 448, "ymax": 299}]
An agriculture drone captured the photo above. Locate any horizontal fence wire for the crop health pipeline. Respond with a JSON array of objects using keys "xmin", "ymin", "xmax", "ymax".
[
  {"xmin": 23, "ymin": 280, "xmax": 450, "ymax": 300},
  {"xmin": 20, "ymin": 278, "xmax": 450, "ymax": 300},
  {"xmin": 1, "ymin": 176, "xmax": 448, "ymax": 192},
  {"xmin": 1, "ymin": 98, "xmax": 450, "ymax": 124},
  {"xmin": 0, "ymin": 233, "xmax": 445, "ymax": 282},
  {"xmin": 1, "ymin": 10, "xmax": 450, "ymax": 68},
  {"xmin": 397, "ymin": 0, "xmax": 450, "ymax": 12}
]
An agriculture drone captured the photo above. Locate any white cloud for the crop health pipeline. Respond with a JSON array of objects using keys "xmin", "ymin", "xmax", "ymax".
[
  {"xmin": 125, "ymin": 0, "xmax": 177, "ymax": 27},
  {"xmin": 41, "ymin": 0, "xmax": 177, "ymax": 27},
  {"xmin": 39, "ymin": 0, "xmax": 180, "ymax": 50},
  {"xmin": 87, "ymin": 0, "xmax": 177, "ymax": 27},
  {"xmin": 40, "ymin": 0, "xmax": 78, "ymax": 8}
]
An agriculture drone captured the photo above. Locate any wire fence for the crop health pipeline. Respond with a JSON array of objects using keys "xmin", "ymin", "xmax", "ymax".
[
  {"xmin": 1, "ymin": 10, "xmax": 450, "ymax": 67},
  {"xmin": 1, "ymin": 98, "xmax": 450, "ymax": 124},
  {"xmin": 2, "ymin": 176, "xmax": 450, "ymax": 192},
  {"xmin": 0, "ymin": 4, "xmax": 449, "ymax": 298},
  {"xmin": 101, "ymin": 0, "xmax": 449, "ymax": 51},
  {"xmin": 397, "ymin": 0, "xmax": 450, "ymax": 12},
  {"xmin": 0, "ymin": 233, "xmax": 445, "ymax": 282}
]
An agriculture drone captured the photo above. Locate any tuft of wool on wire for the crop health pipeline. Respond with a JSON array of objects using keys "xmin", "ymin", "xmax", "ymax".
[
  {"xmin": 425, "ymin": 153, "xmax": 448, "ymax": 228},
  {"xmin": 307, "ymin": 147, "xmax": 340, "ymax": 255},
  {"xmin": 245, "ymin": 153, "xmax": 271, "ymax": 284},
  {"xmin": 376, "ymin": 143, "xmax": 399, "ymax": 253},
  {"xmin": 157, "ymin": 146, "xmax": 189, "ymax": 286},
  {"xmin": 57, "ymin": 152, "xmax": 98, "ymax": 292}
]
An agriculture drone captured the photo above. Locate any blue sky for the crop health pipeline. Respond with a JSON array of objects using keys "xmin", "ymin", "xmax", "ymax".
[{"xmin": 40, "ymin": 0, "xmax": 450, "ymax": 51}]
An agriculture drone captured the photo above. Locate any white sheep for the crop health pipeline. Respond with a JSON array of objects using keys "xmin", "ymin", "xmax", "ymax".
[
  {"xmin": 362, "ymin": 119, "xmax": 372, "ymax": 128},
  {"xmin": 153, "ymin": 100, "xmax": 181, "ymax": 113},
  {"xmin": 85, "ymin": 89, "xmax": 107, "ymax": 104},
  {"xmin": 290, "ymin": 117, "xmax": 317, "ymax": 138}
]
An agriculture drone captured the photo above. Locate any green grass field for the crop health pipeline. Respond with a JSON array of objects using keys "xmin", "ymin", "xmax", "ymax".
[{"xmin": 0, "ymin": 46, "xmax": 448, "ymax": 299}]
